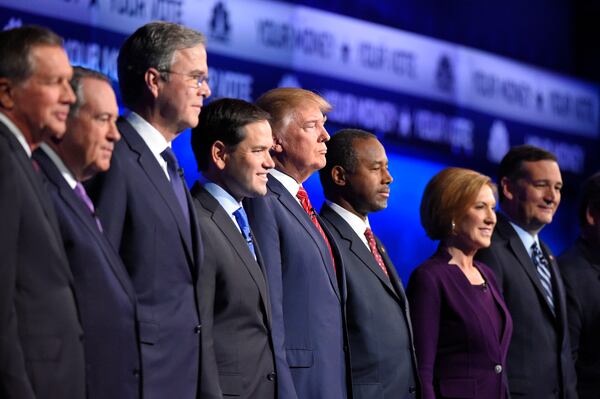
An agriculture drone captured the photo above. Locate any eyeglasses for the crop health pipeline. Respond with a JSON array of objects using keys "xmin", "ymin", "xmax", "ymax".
[{"xmin": 159, "ymin": 70, "xmax": 210, "ymax": 89}]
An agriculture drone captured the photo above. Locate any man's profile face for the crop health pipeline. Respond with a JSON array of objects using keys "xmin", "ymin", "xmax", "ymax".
[
  {"xmin": 502, "ymin": 159, "xmax": 562, "ymax": 232},
  {"xmin": 156, "ymin": 44, "xmax": 211, "ymax": 135},
  {"xmin": 63, "ymin": 77, "xmax": 120, "ymax": 180},
  {"xmin": 277, "ymin": 102, "xmax": 329, "ymax": 182},
  {"xmin": 344, "ymin": 138, "xmax": 393, "ymax": 217},
  {"xmin": 221, "ymin": 119, "xmax": 274, "ymax": 200},
  {"xmin": 9, "ymin": 45, "xmax": 75, "ymax": 146}
]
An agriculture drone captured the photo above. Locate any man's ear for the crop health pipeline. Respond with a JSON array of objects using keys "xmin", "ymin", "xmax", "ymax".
[
  {"xmin": 500, "ymin": 176, "xmax": 515, "ymax": 201},
  {"xmin": 144, "ymin": 68, "xmax": 162, "ymax": 99},
  {"xmin": 0, "ymin": 78, "xmax": 16, "ymax": 110},
  {"xmin": 331, "ymin": 165, "xmax": 347, "ymax": 186},
  {"xmin": 585, "ymin": 205, "xmax": 598, "ymax": 227},
  {"xmin": 211, "ymin": 140, "xmax": 228, "ymax": 170},
  {"xmin": 271, "ymin": 134, "xmax": 283, "ymax": 154}
]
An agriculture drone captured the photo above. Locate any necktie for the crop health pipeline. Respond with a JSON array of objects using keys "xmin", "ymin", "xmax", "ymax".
[
  {"xmin": 74, "ymin": 182, "xmax": 103, "ymax": 232},
  {"xmin": 161, "ymin": 147, "xmax": 190, "ymax": 227},
  {"xmin": 233, "ymin": 207, "xmax": 256, "ymax": 259},
  {"xmin": 364, "ymin": 227, "xmax": 389, "ymax": 278},
  {"xmin": 531, "ymin": 242, "xmax": 555, "ymax": 314},
  {"xmin": 296, "ymin": 187, "xmax": 336, "ymax": 271}
]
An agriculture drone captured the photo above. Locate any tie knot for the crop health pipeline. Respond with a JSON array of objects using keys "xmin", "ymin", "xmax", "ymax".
[
  {"xmin": 161, "ymin": 147, "xmax": 179, "ymax": 169},
  {"xmin": 364, "ymin": 227, "xmax": 374, "ymax": 240},
  {"xmin": 233, "ymin": 207, "xmax": 249, "ymax": 227},
  {"xmin": 296, "ymin": 186, "xmax": 308, "ymax": 201}
]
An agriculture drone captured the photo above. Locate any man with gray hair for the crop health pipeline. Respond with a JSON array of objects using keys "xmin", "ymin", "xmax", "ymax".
[
  {"xmin": 33, "ymin": 66, "xmax": 141, "ymax": 398},
  {"xmin": 0, "ymin": 26, "xmax": 85, "ymax": 398},
  {"xmin": 86, "ymin": 22, "xmax": 211, "ymax": 398}
]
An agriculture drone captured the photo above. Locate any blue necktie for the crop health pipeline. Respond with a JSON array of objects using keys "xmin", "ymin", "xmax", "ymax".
[
  {"xmin": 160, "ymin": 147, "xmax": 190, "ymax": 227},
  {"xmin": 531, "ymin": 242, "xmax": 555, "ymax": 314},
  {"xmin": 233, "ymin": 207, "xmax": 256, "ymax": 259}
]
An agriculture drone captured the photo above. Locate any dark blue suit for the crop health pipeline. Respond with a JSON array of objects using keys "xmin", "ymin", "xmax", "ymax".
[
  {"xmin": 320, "ymin": 203, "xmax": 419, "ymax": 399},
  {"xmin": 245, "ymin": 175, "xmax": 348, "ymax": 399},
  {"xmin": 0, "ymin": 121, "xmax": 85, "ymax": 399},
  {"xmin": 86, "ymin": 117, "xmax": 202, "ymax": 399},
  {"xmin": 34, "ymin": 148, "xmax": 141, "ymax": 399}
]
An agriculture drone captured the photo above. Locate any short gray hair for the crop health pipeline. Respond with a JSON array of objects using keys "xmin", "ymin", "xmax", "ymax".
[
  {"xmin": 69, "ymin": 66, "xmax": 112, "ymax": 117},
  {"xmin": 117, "ymin": 21, "xmax": 206, "ymax": 108},
  {"xmin": 0, "ymin": 25, "xmax": 63, "ymax": 84}
]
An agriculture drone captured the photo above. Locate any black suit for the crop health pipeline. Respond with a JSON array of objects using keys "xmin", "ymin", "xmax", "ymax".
[
  {"xmin": 0, "ymin": 121, "xmax": 85, "ymax": 398},
  {"xmin": 191, "ymin": 184, "xmax": 276, "ymax": 399},
  {"xmin": 476, "ymin": 212, "xmax": 577, "ymax": 398},
  {"xmin": 34, "ymin": 148, "xmax": 141, "ymax": 399},
  {"xmin": 320, "ymin": 203, "xmax": 419, "ymax": 399},
  {"xmin": 558, "ymin": 238, "xmax": 600, "ymax": 399}
]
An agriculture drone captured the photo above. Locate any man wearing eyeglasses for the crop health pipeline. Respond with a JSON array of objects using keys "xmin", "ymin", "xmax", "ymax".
[{"xmin": 86, "ymin": 21, "xmax": 211, "ymax": 399}]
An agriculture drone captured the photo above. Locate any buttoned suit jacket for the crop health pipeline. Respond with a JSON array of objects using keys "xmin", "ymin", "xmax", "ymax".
[
  {"xmin": 85, "ymin": 117, "xmax": 202, "ymax": 399},
  {"xmin": 34, "ymin": 148, "xmax": 141, "ymax": 399},
  {"xmin": 407, "ymin": 249, "xmax": 512, "ymax": 399},
  {"xmin": 0, "ymin": 121, "xmax": 85, "ymax": 398},
  {"xmin": 476, "ymin": 212, "xmax": 577, "ymax": 398},
  {"xmin": 244, "ymin": 175, "xmax": 349, "ymax": 399},
  {"xmin": 191, "ymin": 184, "xmax": 276, "ymax": 399},
  {"xmin": 558, "ymin": 238, "xmax": 600, "ymax": 399},
  {"xmin": 320, "ymin": 203, "xmax": 419, "ymax": 399}
]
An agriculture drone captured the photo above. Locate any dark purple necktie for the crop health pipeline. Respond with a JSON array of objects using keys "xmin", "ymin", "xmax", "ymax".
[
  {"xmin": 161, "ymin": 147, "xmax": 190, "ymax": 227},
  {"xmin": 73, "ymin": 182, "xmax": 103, "ymax": 232}
]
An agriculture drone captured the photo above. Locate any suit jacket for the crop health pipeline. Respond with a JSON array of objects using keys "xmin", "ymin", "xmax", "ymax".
[
  {"xmin": 320, "ymin": 203, "xmax": 419, "ymax": 399},
  {"xmin": 85, "ymin": 117, "xmax": 202, "ymax": 399},
  {"xmin": 191, "ymin": 184, "xmax": 276, "ymax": 399},
  {"xmin": 407, "ymin": 247, "xmax": 513, "ymax": 399},
  {"xmin": 558, "ymin": 238, "xmax": 600, "ymax": 399},
  {"xmin": 244, "ymin": 175, "xmax": 348, "ymax": 399},
  {"xmin": 0, "ymin": 121, "xmax": 85, "ymax": 398},
  {"xmin": 476, "ymin": 212, "xmax": 577, "ymax": 398},
  {"xmin": 34, "ymin": 148, "xmax": 141, "ymax": 399}
]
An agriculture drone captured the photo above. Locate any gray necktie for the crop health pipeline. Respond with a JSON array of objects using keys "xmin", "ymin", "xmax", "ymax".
[{"xmin": 531, "ymin": 242, "xmax": 555, "ymax": 314}]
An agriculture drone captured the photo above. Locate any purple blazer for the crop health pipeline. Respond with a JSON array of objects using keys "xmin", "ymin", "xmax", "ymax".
[{"xmin": 407, "ymin": 247, "xmax": 513, "ymax": 399}]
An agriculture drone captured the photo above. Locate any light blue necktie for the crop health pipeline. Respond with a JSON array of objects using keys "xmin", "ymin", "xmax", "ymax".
[
  {"xmin": 531, "ymin": 242, "xmax": 555, "ymax": 315},
  {"xmin": 233, "ymin": 207, "xmax": 256, "ymax": 259}
]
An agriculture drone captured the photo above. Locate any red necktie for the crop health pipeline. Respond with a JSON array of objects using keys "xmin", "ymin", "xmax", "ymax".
[
  {"xmin": 296, "ymin": 187, "xmax": 336, "ymax": 272},
  {"xmin": 364, "ymin": 227, "xmax": 388, "ymax": 278}
]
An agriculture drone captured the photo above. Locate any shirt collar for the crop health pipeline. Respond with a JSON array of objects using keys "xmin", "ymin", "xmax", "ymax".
[
  {"xmin": 0, "ymin": 111, "xmax": 31, "ymax": 157},
  {"xmin": 326, "ymin": 200, "xmax": 372, "ymax": 249},
  {"xmin": 269, "ymin": 168, "xmax": 301, "ymax": 198},
  {"xmin": 126, "ymin": 111, "xmax": 170, "ymax": 157},
  {"xmin": 326, "ymin": 200, "xmax": 370, "ymax": 234},
  {"xmin": 509, "ymin": 220, "xmax": 540, "ymax": 257},
  {"xmin": 40, "ymin": 143, "xmax": 78, "ymax": 189},
  {"xmin": 203, "ymin": 181, "xmax": 242, "ymax": 216}
]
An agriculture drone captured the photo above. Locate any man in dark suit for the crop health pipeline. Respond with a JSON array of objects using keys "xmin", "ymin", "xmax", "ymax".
[
  {"xmin": 558, "ymin": 172, "xmax": 600, "ymax": 399},
  {"xmin": 476, "ymin": 145, "xmax": 577, "ymax": 398},
  {"xmin": 318, "ymin": 129, "xmax": 419, "ymax": 399},
  {"xmin": 33, "ymin": 66, "xmax": 141, "ymax": 398},
  {"xmin": 0, "ymin": 26, "xmax": 86, "ymax": 398},
  {"xmin": 190, "ymin": 98, "xmax": 277, "ymax": 399},
  {"xmin": 245, "ymin": 88, "xmax": 348, "ymax": 399},
  {"xmin": 85, "ymin": 22, "xmax": 210, "ymax": 399}
]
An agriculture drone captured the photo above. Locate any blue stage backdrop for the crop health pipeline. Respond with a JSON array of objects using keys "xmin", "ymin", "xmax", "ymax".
[{"xmin": 1, "ymin": 0, "xmax": 598, "ymax": 281}]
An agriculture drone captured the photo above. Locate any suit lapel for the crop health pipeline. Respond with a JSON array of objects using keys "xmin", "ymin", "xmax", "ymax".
[
  {"xmin": 497, "ymin": 214, "xmax": 556, "ymax": 318},
  {"xmin": 118, "ymin": 118, "xmax": 194, "ymax": 272},
  {"xmin": 0, "ymin": 124, "xmax": 64, "ymax": 251},
  {"xmin": 268, "ymin": 177, "xmax": 341, "ymax": 301},
  {"xmin": 193, "ymin": 184, "xmax": 271, "ymax": 321},
  {"xmin": 34, "ymin": 149, "xmax": 137, "ymax": 304},
  {"xmin": 321, "ymin": 204, "xmax": 398, "ymax": 300}
]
